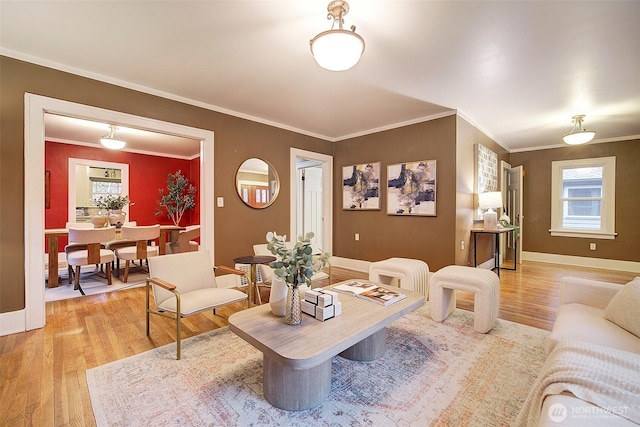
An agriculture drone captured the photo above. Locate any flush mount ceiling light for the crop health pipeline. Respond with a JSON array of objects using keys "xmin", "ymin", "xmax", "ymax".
[
  {"xmin": 100, "ymin": 124, "xmax": 126, "ymax": 149},
  {"xmin": 562, "ymin": 114, "xmax": 596, "ymax": 145},
  {"xmin": 310, "ymin": 0, "xmax": 365, "ymax": 72}
]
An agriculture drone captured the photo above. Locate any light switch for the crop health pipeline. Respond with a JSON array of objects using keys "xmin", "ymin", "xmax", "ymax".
[{"xmin": 217, "ymin": 197, "xmax": 224, "ymax": 207}]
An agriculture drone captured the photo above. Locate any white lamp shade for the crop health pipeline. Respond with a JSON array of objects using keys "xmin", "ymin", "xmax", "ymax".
[
  {"xmin": 100, "ymin": 137, "xmax": 126, "ymax": 150},
  {"xmin": 478, "ymin": 191, "xmax": 503, "ymax": 209},
  {"xmin": 563, "ymin": 131, "xmax": 596, "ymax": 145},
  {"xmin": 100, "ymin": 124, "xmax": 126, "ymax": 149},
  {"xmin": 310, "ymin": 29, "xmax": 365, "ymax": 71}
]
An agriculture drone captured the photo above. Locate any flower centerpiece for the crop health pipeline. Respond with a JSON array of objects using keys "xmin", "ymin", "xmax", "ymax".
[
  {"xmin": 266, "ymin": 231, "xmax": 330, "ymax": 324},
  {"xmin": 94, "ymin": 194, "xmax": 132, "ymax": 227}
]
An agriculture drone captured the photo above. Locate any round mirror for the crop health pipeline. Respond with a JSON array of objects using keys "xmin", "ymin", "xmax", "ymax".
[{"xmin": 235, "ymin": 158, "xmax": 280, "ymax": 209}]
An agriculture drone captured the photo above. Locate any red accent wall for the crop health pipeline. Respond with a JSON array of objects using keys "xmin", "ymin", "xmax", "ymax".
[{"xmin": 45, "ymin": 141, "xmax": 200, "ymax": 248}]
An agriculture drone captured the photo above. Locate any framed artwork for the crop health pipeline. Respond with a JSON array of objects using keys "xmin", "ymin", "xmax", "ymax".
[
  {"xmin": 342, "ymin": 162, "xmax": 381, "ymax": 210},
  {"xmin": 386, "ymin": 160, "xmax": 436, "ymax": 216},
  {"xmin": 476, "ymin": 143, "xmax": 498, "ymax": 193},
  {"xmin": 475, "ymin": 144, "xmax": 499, "ymax": 218},
  {"xmin": 45, "ymin": 170, "xmax": 51, "ymax": 209}
]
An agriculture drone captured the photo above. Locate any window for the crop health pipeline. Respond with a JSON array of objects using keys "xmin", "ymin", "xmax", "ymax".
[
  {"xmin": 550, "ymin": 157, "xmax": 616, "ymax": 239},
  {"xmin": 92, "ymin": 180, "xmax": 122, "ymax": 203}
]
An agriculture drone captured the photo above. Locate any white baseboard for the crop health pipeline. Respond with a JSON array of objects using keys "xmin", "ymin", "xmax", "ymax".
[
  {"xmin": 0, "ymin": 309, "xmax": 26, "ymax": 336},
  {"xmin": 523, "ymin": 251, "xmax": 640, "ymax": 274}
]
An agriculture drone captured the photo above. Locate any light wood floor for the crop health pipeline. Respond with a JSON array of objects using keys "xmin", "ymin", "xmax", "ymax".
[{"xmin": 0, "ymin": 261, "xmax": 636, "ymax": 426}]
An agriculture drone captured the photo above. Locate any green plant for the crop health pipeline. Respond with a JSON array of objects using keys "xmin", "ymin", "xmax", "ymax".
[
  {"xmin": 94, "ymin": 194, "xmax": 131, "ymax": 210},
  {"xmin": 155, "ymin": 170, "xmax": 197, "ymax": 226},
  {"xmin": 265, "ymin": 231, "xmax": 330, "ymax": 287}
]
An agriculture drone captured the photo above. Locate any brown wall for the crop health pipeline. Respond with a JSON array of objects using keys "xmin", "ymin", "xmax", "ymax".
[
  {"xmin": 0, "ymin": 56, "xmax": 332, "ymax": 313},
  {"xmin": 455, "ymin": 117, "xmax": 510, "ymax": 266},
  {"xmin": 510, "ymin": 139, "xmax": 640, "ymax": 262},
  {"xmin": 334, "ymin": 116, "xmax": 458, "ymax": 271}
]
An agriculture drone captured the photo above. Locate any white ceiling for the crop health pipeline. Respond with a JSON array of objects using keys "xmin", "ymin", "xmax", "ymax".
[{"xmin": 2, "ymin": 1, "xmax": 639, "ymax": 153}]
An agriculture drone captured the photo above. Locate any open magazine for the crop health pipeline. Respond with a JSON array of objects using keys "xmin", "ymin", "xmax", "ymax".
[{"xmin": 333, "ymin": 281, "xmax": 406, "ymax": 306}]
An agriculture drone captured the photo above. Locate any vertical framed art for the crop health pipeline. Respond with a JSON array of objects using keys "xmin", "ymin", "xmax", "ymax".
[
  {"xmin": 387, "ymin": 160, "xmax": 436, "ymax": 216},
  {"xmin": 342, "ymin": 162, "xmax": 381, "ymax": 210},
  {"xmin": 476, "ymin": 143, "xmax": 498, "ymax": 194},
  {"xmin": 475, "ymin": 144, "xmax": 499, "ymax": 218}
]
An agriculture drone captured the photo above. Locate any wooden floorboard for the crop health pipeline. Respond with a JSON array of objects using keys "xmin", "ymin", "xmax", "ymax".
[{"xmin": 0, "ymin": 261, "xmax": 636, "ymax": 426}]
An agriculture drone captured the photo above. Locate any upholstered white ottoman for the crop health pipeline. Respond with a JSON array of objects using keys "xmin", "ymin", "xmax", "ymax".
[
  {"xmin": 429, "ymin": 265, "xmax": 500, "ymax": 333},
  {"xmin": 368, "ymin": 257, "xmax": 430, "ymax": 298}
]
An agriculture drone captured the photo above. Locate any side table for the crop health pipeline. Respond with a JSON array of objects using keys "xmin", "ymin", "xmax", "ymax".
[
  {"xmin": 232, "ymin": 255, "xmax": 276, "ymax": 307},
  {"xmin": 470, "ymin": 227, "xmax": 517, "ymax": 276}
]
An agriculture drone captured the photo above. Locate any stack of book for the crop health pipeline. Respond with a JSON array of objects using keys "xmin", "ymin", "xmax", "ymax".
[
  {"xmin": 333, "ymin": 281, "xmax": 407, "ymax": 306},
  {"xmin": 301, "ymin": 289, "xmax": 342, "ymax": 321}
]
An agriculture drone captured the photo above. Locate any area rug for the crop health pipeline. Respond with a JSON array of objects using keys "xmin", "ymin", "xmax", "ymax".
[
  {"xmin": 86, "ymin": 307, "xmax": 549, "ymax": 426},
  {"xmin": 45, "ymin": 268, "xmax": 148, "ymax": 302}
]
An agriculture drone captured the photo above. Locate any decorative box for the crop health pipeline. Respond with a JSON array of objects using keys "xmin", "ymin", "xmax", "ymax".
[
  {"xmin": 318, "ymin": 290, "xmax": 339, "ymax": 306},
  {"xmin": 301, "ymin": 300, "xmax": 318, "ymax": 317},
  {"xmin": 301, "ymin": 300, "xmax": 343, "ymax": 321},
  {"xmin": 304, "ymin": 289, "xmax": 321, "ymax": 305}
]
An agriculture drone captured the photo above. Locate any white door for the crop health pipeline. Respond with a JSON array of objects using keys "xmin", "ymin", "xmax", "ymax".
[
  {"xmin": 290, "ymin": 149, "xmax": 333, "ymax": 255},
  {"xmin": 301, "ymin": 166, "xmax": 323, "ymax": 250},
  {"xmin": 507, "ymin": 166, "xmax": 523, "ymax": 264}
]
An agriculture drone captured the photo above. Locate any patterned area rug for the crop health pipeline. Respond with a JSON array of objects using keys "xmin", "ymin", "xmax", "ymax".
[{"xmin": 86, "ymin": 307, "xmax": 549, "ymax": 426}]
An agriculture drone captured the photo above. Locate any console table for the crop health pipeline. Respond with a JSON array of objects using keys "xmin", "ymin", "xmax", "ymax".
[{"xmin": 471, "ymin": 227, "xmax": 517, "ymax": 276}]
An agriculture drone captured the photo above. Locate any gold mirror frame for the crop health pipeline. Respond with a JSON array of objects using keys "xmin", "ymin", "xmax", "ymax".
[{"xmin": 235, "ymin": 158, "xmax": 280, "ymax": 209}]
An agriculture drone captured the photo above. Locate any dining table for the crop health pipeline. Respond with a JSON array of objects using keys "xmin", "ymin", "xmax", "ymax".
[{"xmin": 44, "ymin": 224, "xmax": 185, "ymax": 288}]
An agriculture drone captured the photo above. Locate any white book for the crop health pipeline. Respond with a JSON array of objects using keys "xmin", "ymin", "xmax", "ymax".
[
  {"xmin": 333, "ymin": 281, "xmax": 406, "ymax": 306},
  {"xmin": 333, "ymin": 281, "xmax": 379, "ymax": 296}
]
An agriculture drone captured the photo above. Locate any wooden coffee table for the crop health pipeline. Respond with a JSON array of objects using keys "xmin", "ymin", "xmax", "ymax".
[{"xmin": 228, "ymin": 281, "xmax": 425, "ymax": 410}]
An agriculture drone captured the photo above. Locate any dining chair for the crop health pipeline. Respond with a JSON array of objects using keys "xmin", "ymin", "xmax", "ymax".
[
  {"xmin": 146, "ymin": 250, "xmax": 248, "ymax": 359},
  {"xmin": 65, "ymin": 227, "xmax": 117, "ymax": 295},
  {"xmin": 114, "ymin": 224, "xmax": 160, "ymax": 282},
  {"xmin": 64, "ymin": 222, "xmax": 94, "ymax": 281},
  {"xmin": 165, "ymin": 225, "xmax": 200, "ymax": 254},
  {"xmin": 104, "ymin": 221, "xmax": 138, "ymax": 273}
]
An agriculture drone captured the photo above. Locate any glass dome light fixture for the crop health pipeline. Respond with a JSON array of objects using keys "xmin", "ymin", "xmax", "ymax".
[
  {"xmin": 100, "ymin": 124, "xmax": 126, "ymax": 149},
  {"xmin": 310, "ymin": 0, "xmax": 365, "ymax": 72},
  {"xmin": 562, "ymin": 114, "xmax": 596, "ymax": 145}
]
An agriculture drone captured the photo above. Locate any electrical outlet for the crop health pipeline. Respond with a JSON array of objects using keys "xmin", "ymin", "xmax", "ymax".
[
  {"xmin": 461, "ymin": 241, "xmax": 465, "ymax": 250},
  {"xmin": 590, "ymin": 243, "xmax": 596, "ymax": 250},
  {"xmin": 355, "ymin": 233, "xmax": 360, "ymax": 241},
  {"xmin": 217, "ymin": 197, "xmax": 224, "ymax": 207}
]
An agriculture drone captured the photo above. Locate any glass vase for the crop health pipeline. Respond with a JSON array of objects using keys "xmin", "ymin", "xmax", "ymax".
[{"xmin": 285, "ymin": 285, "xmax": 302, "ymax": 325}]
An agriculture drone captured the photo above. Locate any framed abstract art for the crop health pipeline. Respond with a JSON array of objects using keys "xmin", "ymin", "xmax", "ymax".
[
  {"xmin": 386, "ymin": 160, "xmax": 436, "ymax": 216},
  {"xmin": 342, "ymin": 162, "xmax": 381, "ymax": 210}
]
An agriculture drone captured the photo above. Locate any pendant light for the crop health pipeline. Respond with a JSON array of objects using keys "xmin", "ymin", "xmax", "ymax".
[
  {"xmin": 100, "ymin": 124, "xmax": 126, "ymax": 149},
  {"xmin": 310, "ymin": 1, "xmax": 365, "ymax": 72},
  {"xmin": 562, "ymin": 115, "xmax": 596, "ymax": 145}
]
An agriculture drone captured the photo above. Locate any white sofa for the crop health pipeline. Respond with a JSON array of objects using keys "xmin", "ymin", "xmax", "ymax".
[
  {"xmin": 547, "ymin": 277, "xmax": 640, "ymax": 355},
  {"xmin": 533, "ymin": 277, "xmax": 640, "ymax": 427}
]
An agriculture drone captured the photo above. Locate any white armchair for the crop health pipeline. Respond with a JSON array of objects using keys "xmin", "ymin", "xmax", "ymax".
[{"xmin": 146, "ymin": 250, "xmax": 248, "ymax": 359}]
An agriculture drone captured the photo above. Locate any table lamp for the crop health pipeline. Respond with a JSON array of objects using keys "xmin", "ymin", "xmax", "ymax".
[{"xmin": 478, "ymin": 191, "xmax": 502, "ymax": 229}]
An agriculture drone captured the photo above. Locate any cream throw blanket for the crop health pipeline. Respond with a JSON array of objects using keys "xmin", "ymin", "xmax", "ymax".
[{"xmin": 516, "ymin": 341, "xmax": 640, "ymax": 426}]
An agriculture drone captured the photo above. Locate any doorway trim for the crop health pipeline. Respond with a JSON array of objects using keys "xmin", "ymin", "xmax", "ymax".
[
  {"xmin": 289, "ymin": 148, "xmax": 333, "ymax": 255},
  {"xmin": 24, "ymin": 93, "xmax": 215, "ymax": 331}
]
